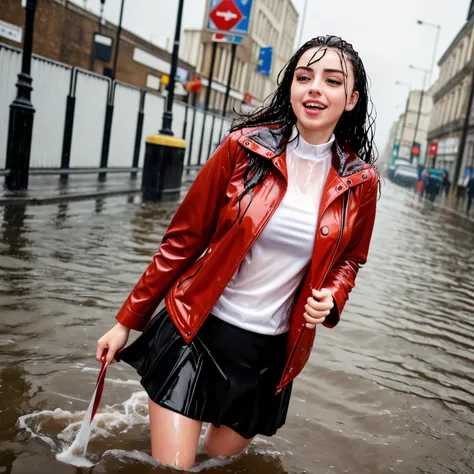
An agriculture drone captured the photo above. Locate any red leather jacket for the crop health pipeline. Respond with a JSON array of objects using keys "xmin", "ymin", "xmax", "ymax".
[{"xmin": 116, "ymin": 125, "xmax": 379, "ymax": 393}]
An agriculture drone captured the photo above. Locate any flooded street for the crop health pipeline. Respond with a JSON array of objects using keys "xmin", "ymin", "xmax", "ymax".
[{"xmin": 0, "ymin": 182, "xmax": 473, "ymax": 474}]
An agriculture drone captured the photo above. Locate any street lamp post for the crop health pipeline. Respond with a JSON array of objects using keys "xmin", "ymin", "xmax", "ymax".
[
  {"xmin": 112, "ymin": 0, "xmax": 125, "ymax": 80},
  {"xmin": 4, "ymin": 0, "xmax": 37, "ymax": 191},
  {"xmin": 297, "ymin": 0, "xmax": 309, "ymax": 47},
  {"xmin": 416, "ymin": 20, "xmax": 441, "ymax": 86},
  {"xmin": 409, "ymin": 65, "xmax": 430, "ymax": 163},
  {"xmin": 395, "ymin": 81, "xmax": 411, "ymax": 161},
  {"xmin": 160, "ymin": 0, "xmax": 185, "ymax": 135}
]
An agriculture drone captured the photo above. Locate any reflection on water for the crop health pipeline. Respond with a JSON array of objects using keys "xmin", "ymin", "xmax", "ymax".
[{"xmin": 0, "ymin": 183, "xmax": 473, "ymax": 473}]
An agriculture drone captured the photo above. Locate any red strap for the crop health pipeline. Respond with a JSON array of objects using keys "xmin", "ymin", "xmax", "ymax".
[{"xmin": 90, "ymin": 353, "xmax": 108, "ymax": 423}]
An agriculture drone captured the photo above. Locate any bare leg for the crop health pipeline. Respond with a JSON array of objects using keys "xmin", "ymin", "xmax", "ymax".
[
  {"xmin": 203, "ymin": 423, "xmax": 254, "ymax": 458},
  {"xmin": 148, "ymin": 398, "xmax": 202, "ymax": 469}
]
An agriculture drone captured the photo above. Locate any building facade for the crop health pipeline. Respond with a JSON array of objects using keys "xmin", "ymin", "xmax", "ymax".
[
  {"xmin": 181, "ymin": 0, "xmax": 299, "ymax": 115},
  {"xmin": 384, "ymin": 89, "xmax": 432, "ymax": 168},
  {"xmin": 428, "ymin": 1, "xmax": 474, "ymax": 185},
  {"xmin": 0, "ymin": 0, "xmax": 195, "ymax": 94}
]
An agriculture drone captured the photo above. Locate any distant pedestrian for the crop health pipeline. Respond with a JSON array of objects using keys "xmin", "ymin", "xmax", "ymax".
[
  {"xmin": 467, "ymin": 175, "xmax": 474, "ymax": 214},
  {"xmin": 442, "ymin": 171, "xmax": 451, "ymax": 197},
  {"xmin": 96, "ymin": 35, "xmax": 379, "ymax": 469}
]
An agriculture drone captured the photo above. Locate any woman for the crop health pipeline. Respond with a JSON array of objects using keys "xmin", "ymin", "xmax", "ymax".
[{"xmin": 96, "ymin": 35, "xmax": 379, "ymax": 469}]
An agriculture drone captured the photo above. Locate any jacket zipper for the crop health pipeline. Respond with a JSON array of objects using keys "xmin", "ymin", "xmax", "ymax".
[
  {"xmin": 277, "ymin": 191, "xmax": 351, "ymax": 393},
  {"xmin": 177, "ymin": 264, "xmax": 204, "ymax": 289}
]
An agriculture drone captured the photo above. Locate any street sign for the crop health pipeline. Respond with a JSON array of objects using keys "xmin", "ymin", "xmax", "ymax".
[
  {"xmin": 428, "ymin": 141, "xmax": 438, "ymax": 156},
  {"xmin": 207, "ymin": 0, "xmax": 253, "ymax": 36},
  {"xmin": 210, "ymin": 0, "xmax": 243, "ymax": 31},
  {"xmin": 212, "ymin": 33, "xmax": 243, "ymax": 44},
  {"xmin": 243, "ymin": 92, "xmax": 253, "ymax": 103},
  {"xmin": 257, "ymin": 46, "xmax": 273, "ymax": 76},
  {"xmin": 0, "ymin": 20, "xmax": 22, "ymax": 43},
  {"xmin": 185, "ymin": 77, "xmax": 202, "ymax": 93}
]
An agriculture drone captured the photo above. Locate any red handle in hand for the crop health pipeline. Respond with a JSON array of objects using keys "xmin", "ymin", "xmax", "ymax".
[{"xmin": 90, "ymin": 352, "xmax": 108, "ymax": 423}]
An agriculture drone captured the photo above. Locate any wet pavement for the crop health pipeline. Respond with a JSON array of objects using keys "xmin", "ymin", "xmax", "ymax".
[{"xmin": 0, "ymin": 181, "xmax": 473, "ymax": 473}]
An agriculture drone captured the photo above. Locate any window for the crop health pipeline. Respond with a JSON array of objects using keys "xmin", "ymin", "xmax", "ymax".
[{"xmin": 457, "ymin": 84, "xmax": 467, "ymax": 118}]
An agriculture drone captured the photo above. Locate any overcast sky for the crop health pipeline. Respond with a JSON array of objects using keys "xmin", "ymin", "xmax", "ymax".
[{"xmin": 74, "ymin": 0, "xmax": 471, "ymax": 156}]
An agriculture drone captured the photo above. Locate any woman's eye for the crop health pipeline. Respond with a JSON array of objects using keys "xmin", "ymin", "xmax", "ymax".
[
  {"xmin": 296, "ymin": 76, "xmax": 310, "ymax": 82},
  {"xmin": 327, "ymin": 79, "xmax": 342, "ymax": 85}
]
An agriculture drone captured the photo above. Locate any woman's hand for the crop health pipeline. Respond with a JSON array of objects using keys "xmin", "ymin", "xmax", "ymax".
[
  {"xmin": 96, "ymin": 323, "xmax": 130, "ymax": 365},
  {"xmin": 304, "ymin": 288, "xmax": 334, "ymax": 329}
]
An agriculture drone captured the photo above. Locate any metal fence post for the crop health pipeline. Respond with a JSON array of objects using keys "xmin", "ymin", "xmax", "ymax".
[
  {"xmin": 207, "ymin": 113, "xmax": 216, "ymax": 158},
  {"xmin": 99, "ymin": 81, "xmax": 115, "ymax": 181},
  {"xmin": 60, "ymin": 68, "xmax": 77, "ymax": 177},
  {"xmin": 131, "ymin": 89, "xmax": 145, "ymax": 179},
  {"xmin": 5, "ymin": 0, "xmax": 37, "ymax": 191}
]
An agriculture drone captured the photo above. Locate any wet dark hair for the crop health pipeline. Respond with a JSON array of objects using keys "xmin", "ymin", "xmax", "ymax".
[{"xmin": 229, "ymin": 35, "xmax": 377, "ymax": 224}]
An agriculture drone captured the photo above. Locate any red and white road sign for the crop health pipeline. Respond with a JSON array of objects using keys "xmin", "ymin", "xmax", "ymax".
[
  {"xmin": 185, "ymin": 77, "xmax": 202, "ymax": 93},
  {"xmin": 428, "ymin": 141, "xmax": 438, "ymax": 156},
  {"xmin": 209, "ymin": 0, "xmax": 243, "ymax": 32},
  {"xmin": 243, "ymin": 92, "xmax": 253, "ymax": 104}
]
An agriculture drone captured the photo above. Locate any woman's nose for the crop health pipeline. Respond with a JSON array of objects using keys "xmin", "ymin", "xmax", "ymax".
[{"xmin": 309, "ymin": 79, "xmax": 322, "ymax": 96}]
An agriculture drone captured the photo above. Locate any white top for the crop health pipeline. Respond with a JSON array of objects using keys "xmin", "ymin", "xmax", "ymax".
[{"xmin": 211, "ymin": 128, "xmax": 335, "ymax": 335}]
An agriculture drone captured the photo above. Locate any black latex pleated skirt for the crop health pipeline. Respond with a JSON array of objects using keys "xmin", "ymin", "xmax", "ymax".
[{"xmin": 117, "ymin": 307, "xmax": 292, "ymax": 439}]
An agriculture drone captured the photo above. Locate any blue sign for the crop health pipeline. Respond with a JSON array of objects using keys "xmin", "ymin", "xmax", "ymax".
[
  {"xmin": 212, "ymin": 33, "xmax": 244, "ymax": 45},
  {"xmin": 207, "ymin": 0, "xmax": 253, "ymax": 36},
  {"xmin": 391, "ymin": 140, "xmax": 399, "ymax": 163},
  {"xmin": 257, "ymin": 46, "xmax": 273, "ymax": 76}
]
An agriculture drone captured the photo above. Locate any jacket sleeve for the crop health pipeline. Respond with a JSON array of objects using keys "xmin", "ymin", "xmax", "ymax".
[
  {"xmin": 322, "ymin": 171, "xmax": 379, "ymax": 328},
  {"xmin": 115, "ymin": 131, "xmax": 241, "ymax": 331}
]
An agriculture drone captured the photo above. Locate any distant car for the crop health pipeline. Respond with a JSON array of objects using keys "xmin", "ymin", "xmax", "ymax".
[
  {"xmin": 388, "ymin": 164, "xmax": 397, "ymax": 181},
  {"xmin": 420, "ymin": 168, "xmax": 450, "ymax": 201},
  {"xmin": 393, "ymin": 164, "xmax": 419, "ymax": 188},
  {"xmin": 388, "ymin": 159, "xmax": 412, "ymax": 182}
]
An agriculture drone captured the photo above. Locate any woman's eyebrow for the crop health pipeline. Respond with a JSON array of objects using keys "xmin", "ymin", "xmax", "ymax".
[
  {"xmin": 295, "ymin": 66, "xmax": 313, "ymax": 72},
  {"xmin": 324, "ymin": 68, "xmax": 345, "ymax": 75},
  {"xmin": 295, "ymin": 66, "xmax": 346, "ymax": 76}
]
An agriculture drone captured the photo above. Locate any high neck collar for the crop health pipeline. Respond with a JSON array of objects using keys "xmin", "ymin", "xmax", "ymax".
[{"xmin": 287, "ymin": 126, "xmax": 335, "ymax": 161}]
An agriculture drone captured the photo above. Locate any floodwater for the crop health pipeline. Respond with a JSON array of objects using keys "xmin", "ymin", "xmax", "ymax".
[{"xmin": 0, "ymin": 182, "xmax": 473, "ymax": 473}]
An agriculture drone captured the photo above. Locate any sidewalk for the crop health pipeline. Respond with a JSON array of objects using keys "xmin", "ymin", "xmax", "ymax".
[
  {"xmin": 0, "ymin": 170, "xmax": 199, "ymax": 206},
  {"xmin": 0, "ymin": 173, "xmax": 141, "ymax": 206}
]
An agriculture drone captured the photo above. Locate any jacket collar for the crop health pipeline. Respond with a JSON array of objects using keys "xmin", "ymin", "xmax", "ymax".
[{"xmin": 238, "ymin": 125, "xmax": 369, "ymax": 182}]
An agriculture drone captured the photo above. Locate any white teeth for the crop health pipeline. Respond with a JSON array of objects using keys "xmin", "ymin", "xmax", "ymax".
[{"xmin": 304, "ymin": 103, "xmax": 325, "ymax": 110}]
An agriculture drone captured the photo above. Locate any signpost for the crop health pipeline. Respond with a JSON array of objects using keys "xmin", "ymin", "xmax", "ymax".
[
  {"xmin": 207, "ymin": 0, "xmax": 253, "ymax": 36},
  {"xmin": 201, "ymin": 0, "xmax": 253, "ymax": 158},
  {"xmin": 257, "ymin": 46, "xmax": 273, "ymax": 76},
  {"xmin": 205, "ymin": 0, "xmax": 253, "ymax": 112},
  {"xmin": 428, "ymin": 141, "xmax": 438, "ymax": 156},
  {"xmin": 212, "ymin": 33, "xmax": 243, "ymax": 44}
]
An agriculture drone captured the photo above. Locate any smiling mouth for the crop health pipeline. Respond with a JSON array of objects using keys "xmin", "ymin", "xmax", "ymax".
[{"xmin": 303, "ymin": 103, "xmax": 326, "ymax": 110}]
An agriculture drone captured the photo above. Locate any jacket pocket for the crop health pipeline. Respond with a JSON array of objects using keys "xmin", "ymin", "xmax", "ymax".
[{"xmin": 177, "ymin": 264, "xmax": 204, "ymax": 290}]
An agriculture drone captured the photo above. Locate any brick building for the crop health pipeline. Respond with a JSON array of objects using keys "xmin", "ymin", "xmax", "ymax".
[{"xmin": 0, "ymin": 0, "xmax": 195, "ymax": 93}]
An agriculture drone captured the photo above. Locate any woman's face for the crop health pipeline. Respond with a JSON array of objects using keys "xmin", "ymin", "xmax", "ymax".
[{"xmin": 290, "ymin": 47, "xmax": 359, "ymax": 144}]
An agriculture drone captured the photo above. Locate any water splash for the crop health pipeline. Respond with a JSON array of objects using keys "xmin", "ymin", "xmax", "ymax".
[
  {"xmin": 17, "ymin": 388, "xmax": 287, "ymax": 469},
  {"xmin": 55, "ymin": 383, "xmax": 98, "ymax": 467}
]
